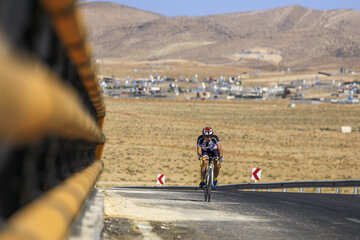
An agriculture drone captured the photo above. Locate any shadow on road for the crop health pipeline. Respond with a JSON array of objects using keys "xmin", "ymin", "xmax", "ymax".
[{"xmin": 166, "ymin": 198, "xmax": 204, "ymax": 202}]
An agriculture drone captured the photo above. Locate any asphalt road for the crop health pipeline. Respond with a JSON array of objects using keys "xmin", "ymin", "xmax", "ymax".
[{"xmin": 101, "ymin": 188, "xmax": 360, "ymax": 240}]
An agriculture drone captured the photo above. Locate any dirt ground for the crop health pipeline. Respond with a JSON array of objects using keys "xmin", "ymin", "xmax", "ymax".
[{"xmin": 97, "ymin": 97, "xmax": 360, "ymax": 191}]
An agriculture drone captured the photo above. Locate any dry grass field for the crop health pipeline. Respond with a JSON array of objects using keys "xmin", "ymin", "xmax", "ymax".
[{"xmin": 97, "ymin": 97, "xmax": 360, "ymax": 192}]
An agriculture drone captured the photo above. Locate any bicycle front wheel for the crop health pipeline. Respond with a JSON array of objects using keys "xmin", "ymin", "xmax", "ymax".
[
  {"xmin": 203, "ymin": 172, "xmax": 208, "ymax": 201},
  {"xmin": 206, "ymin": 169, "xmax": 213, "ymax": 202}
]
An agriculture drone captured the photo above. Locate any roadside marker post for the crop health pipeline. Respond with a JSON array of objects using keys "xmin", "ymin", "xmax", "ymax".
[
  {"xmin": 251, "ymin": 168, "xmax": 261, "ymax": 191},
  {"xmin": 157, "ymin": 174, "xmax": 165, "ymax": 186},
  {"xmin": 252, "ymin": 168, "xmax": 261, "ymax": 183}
]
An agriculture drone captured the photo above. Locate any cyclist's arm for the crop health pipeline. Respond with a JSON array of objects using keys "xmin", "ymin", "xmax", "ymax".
[
  {"xmin": 197, "ymin": 145, "xmax": 202, "ymax": 158},
  {"xmin": 217, "ymin": 143, "xmax": 223, "ymax": 158}
]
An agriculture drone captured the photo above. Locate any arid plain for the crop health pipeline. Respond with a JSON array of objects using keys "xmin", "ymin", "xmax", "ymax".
[
  {"xmin": 97, "ymin": 96, "xmax": 360, "ymax": 192},
  {"xmin": 86, "ymin": 2, "xmax": 360, "ymax": 193}
]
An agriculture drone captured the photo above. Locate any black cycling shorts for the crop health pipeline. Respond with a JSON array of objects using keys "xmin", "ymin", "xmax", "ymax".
[{"xmin": 201, "ymin": 149, "xmax": 220, "ymax": 160}]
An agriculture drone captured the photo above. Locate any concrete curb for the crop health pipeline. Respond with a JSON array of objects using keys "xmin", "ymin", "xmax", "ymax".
[{"xmin": 68, "ymin": 189, "xmax": 104, "ymax": 240}]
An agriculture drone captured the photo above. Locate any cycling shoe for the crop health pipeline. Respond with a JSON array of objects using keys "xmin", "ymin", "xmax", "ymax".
[
  {"xmin": 212, "ymin": 180, "xmax": 217, "ymax": 190},
  {"xmin": 199, "ymin": 182, "xmax": 205, "ymax": 188}
]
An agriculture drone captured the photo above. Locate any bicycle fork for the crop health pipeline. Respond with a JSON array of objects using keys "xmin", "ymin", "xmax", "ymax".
[{"xmin": 207, "ymin": 160, "xmax": 214, "ymax": 189}]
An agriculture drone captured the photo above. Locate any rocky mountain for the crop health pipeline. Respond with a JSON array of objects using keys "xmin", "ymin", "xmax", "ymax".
[{"xmin": 80, "ymin": 2, "xmax": 360, "ymax": 69}]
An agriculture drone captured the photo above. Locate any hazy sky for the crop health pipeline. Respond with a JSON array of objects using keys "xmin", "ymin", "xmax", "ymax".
[{"xmin": 91, "ymin": 0, "xmax": 360, "ymax": 16}]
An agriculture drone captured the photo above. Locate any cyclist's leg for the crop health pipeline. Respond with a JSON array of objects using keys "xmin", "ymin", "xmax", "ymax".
[
  {"xmin": 210, "ymin": 150, "xmax": 221, "ymax": 190},
  {"xmin": 201, "ymin": 155, "xmax": 209, "ymax": 179},
  {"xmin": 212, "ymin": 150, "xmax": 221, "ymax": 178},
  {"xmin": 200, "ymin": 154, "xmax": 209, "ymax": 187}
]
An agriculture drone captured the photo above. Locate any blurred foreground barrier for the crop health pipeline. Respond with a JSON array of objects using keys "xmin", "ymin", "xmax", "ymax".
[
  {"xmin": 0, "ymin": 0, "xmax": 105, "ymax": 239},
  {"xmin": 0, "ymin": 47, "xmax": 104, "ymax": 145},
  {"xmin": 0, "ymin": 160, "xmax": 103, "ymax": 240},
  {"xmin": 39, "ymin": 0, "xmax": 105, "ymax": 119}
]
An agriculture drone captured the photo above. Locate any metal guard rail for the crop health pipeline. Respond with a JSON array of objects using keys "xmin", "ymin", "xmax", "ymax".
[
  {"xmin": 0, "ymin": 160, "xmax": 103, "ymax": 240},
  {"xmin": 217, "ymin": 179, "xmax": 360, "ymax": 193},
  {"xmin": 0, "ymin": 0, "xmax": 105, "ymax": 239},
  {"xmin": 0, "ymin": 45, "xmax": 104, "ymax": 145},
  {"xmin": 114, "ymin": 180, "xmax": 360, "ymax": 194},
  {"xmin": 39, "ymin": 0, "xmax": 105, "ymax": 119}
]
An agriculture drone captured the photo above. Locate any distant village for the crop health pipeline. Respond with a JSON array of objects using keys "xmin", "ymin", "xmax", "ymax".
[{"xmin": 100, "ymin": 68, "xmax": 360, "ymax": 104}]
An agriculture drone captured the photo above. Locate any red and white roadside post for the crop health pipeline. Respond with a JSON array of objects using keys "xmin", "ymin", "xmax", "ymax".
[
  {"xmin": 251, "ymin": 168, "xmax": 261, "ymax": 192},
  {"xmin": 157, "ymin": 174, "xmax": 165, "ymax": 186},
  {"xmin": 252, "ymin": 168, "xmax": 261, "ymax": 183}
]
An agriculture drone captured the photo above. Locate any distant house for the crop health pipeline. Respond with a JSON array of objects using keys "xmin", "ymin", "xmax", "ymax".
[
  {"xmin": 100, "ymin": 77, "xmax": 116, "ymax": 88},
  {"xmin": 338, "ymin": 86, "xmax": 354, "ymax": 94}
]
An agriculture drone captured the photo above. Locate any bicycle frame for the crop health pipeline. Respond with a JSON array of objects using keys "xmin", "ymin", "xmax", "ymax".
[{"xmin": 204, "ymin": 158, "xmax": 214, "ymax": 202}]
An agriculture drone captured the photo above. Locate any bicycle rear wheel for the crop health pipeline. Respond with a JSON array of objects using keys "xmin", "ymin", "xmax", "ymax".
[
  {"xmin": 206, "ymin": 169, "xmax": 212, "ymax": 202},
  {"xmin": 204, "ymin": 172, "xmax": 208, "ymax": 201}
]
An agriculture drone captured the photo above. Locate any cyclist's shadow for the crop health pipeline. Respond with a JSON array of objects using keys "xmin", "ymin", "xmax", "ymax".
[{"xmin": 166, "ymin": 198, "xmax": 204, "ymax": 202}]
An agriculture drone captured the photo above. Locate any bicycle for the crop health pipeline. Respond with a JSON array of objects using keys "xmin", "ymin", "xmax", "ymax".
[{"xmin": 203, "ymin": 156, "xmax": 215, "ymax": 202}]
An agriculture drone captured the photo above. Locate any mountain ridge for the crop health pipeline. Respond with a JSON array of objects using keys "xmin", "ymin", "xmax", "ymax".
[{"xmin": 80, "ymin": 2, "xmax": 360, "ymax": 70}]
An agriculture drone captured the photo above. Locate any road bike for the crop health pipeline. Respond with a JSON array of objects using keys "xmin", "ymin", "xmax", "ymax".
[{"xmin": 203, "ymin": 157, "xmax": 215, "ymax": 202}]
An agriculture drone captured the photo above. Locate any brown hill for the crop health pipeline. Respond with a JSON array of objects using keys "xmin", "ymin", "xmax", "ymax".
[{"xmin": 80, "ymin": 2, "xmax": 360, "ymax": 70}]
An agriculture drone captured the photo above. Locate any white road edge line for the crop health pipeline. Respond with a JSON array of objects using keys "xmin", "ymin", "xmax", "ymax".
[{"xmin": 346, "ymin": 218, "xmax": 360, "ymax": 224}]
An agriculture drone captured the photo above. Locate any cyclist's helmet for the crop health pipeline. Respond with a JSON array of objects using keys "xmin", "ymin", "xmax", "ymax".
[{"xmin": 202, "ymin": 127, "xmax": 213, "ymax": 137}]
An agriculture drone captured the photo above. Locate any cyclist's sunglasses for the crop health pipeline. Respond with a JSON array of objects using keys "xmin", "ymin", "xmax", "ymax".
[{"xmin": 204, "ymin": 135, "xmax": 213, "ymax": 138}]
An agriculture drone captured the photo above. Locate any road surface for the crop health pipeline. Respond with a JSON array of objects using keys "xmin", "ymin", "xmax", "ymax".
[{"xmin": 100, "ymin": 188, "xmax": 360, "ymax": 240}]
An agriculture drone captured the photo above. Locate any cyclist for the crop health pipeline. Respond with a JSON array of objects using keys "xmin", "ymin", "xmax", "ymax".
[{"xmin": 197, "ymin": 127, "xmax": 223, "ymax": 190}]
